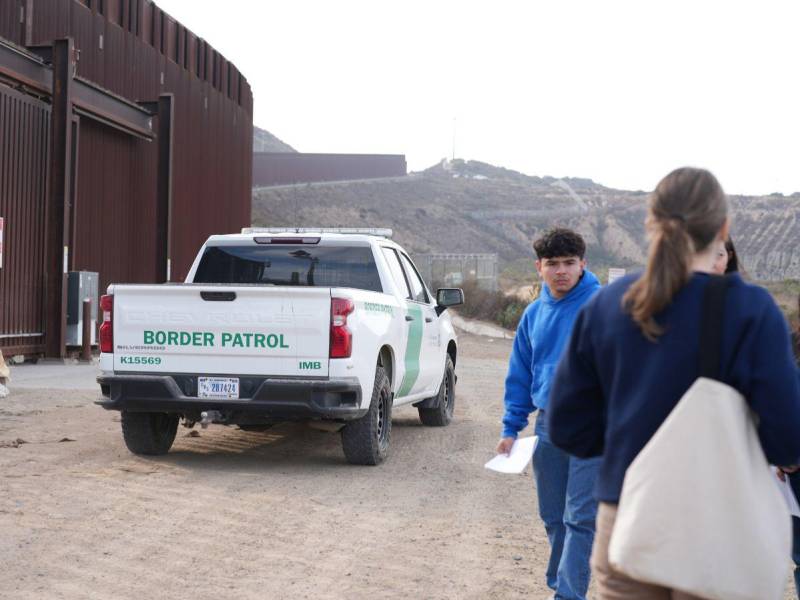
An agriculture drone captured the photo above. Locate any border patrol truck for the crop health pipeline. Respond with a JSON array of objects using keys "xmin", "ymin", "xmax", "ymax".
[{"xmin": 96, "ymin": 228, "xmax": 464, "ymax": 465}]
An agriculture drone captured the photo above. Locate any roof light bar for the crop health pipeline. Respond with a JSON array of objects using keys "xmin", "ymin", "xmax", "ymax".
[
  {"xmin": 242, "ymin": 227, "xmax": 393, "ymax": 238},
  {"xmin": 253, "ymin": 236, "xmax": 320, "ymax": 245}
]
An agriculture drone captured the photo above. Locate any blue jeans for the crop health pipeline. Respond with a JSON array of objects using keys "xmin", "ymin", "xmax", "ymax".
[
  {"xmin": 789, "ymin": 472, "xmax": 800, "ymax": 597},
  {"xmin": 533, "ymin": 411, "xmax": 601, "ymax": 600}
]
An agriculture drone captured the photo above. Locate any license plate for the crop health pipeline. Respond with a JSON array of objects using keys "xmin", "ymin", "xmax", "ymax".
[{"xmin": 198, "ymin": 377, "xmax": 239, "ymax": 399}]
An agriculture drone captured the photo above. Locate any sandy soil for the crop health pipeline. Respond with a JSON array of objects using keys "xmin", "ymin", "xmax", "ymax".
[
  {"xmin": 0, "ymin": 334, "xmax": 558, "ymax": 599},
  {"xmin": 0, "ymin": 333, "xmax": 794, "ymax": 599}
]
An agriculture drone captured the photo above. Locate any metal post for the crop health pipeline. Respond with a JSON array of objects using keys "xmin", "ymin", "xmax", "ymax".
[
  {"xmin": 69, "ymin": 116, "xmax": 80, "ymax": 261},
  {"xmin": 44, "ymin": 38, "xmax": 74, "ymax": 358},
  {"xmin": 140, "ymin": 94, "xmax": 174, "ymax": 282},
  {"xmin": 160, "ymin": 94, "xmax": 174, "ymax": 282},
  {"xmin": 24, "ymin": 0, "xmax": 33, "ymax": 46},
  {"xmin": 81, "ymin": 298, "xmax": 92, "ymax": 361}
]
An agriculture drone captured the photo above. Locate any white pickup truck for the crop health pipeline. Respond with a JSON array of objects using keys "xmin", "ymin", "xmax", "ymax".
[{"xmin": 97, "ymin": 228, "xmax": 464, "ymax": 465}]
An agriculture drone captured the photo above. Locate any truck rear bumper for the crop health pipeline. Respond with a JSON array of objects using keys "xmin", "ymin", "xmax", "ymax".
[{"xmin": 96, "ymin": 374, "xmax": 365, "ymax": 421}]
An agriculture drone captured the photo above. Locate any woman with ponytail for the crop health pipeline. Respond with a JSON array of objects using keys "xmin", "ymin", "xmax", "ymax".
[{"xmin": 546, "ymin": 167, "xmax": 800, "ymax": 598}]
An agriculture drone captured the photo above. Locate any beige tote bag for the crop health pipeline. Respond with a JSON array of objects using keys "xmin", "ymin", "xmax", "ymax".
[{"xmin": 608, "ymin": 276, "xmax": 791, "ymax": 600}]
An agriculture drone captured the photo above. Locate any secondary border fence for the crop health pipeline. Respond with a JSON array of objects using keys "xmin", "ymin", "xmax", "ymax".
[{"xmin": 415, "ymin": 254, "xmax": 498, "ymax": 292}]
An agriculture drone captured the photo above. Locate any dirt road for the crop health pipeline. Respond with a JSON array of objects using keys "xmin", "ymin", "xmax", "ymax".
[
  {"xmin": 1, "ymin": 334, "xmax": 794, "ymax": 599},
  {"xmin": 0, "ymin": 334, "xmax": 561, "ymax": 599}
]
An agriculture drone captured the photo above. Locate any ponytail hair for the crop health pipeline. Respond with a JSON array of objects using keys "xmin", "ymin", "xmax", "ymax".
[{"xmin": 624, "ymin": 167, "xmax": 728, "ymax": 341}]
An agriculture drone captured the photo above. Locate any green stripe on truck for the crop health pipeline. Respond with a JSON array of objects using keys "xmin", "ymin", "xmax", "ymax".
[{"xmin": 397, "ymin": 304, "xmax": 424, "ymax": 397}]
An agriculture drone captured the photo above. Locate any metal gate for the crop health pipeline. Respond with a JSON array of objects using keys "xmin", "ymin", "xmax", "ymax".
[{"xmin": 0, "ymin": 83, "xmax": 50, "ymax": 357}]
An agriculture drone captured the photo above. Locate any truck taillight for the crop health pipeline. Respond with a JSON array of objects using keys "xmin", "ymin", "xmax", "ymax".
[
  {"xmin": 330, "ymin": 297, "xmax": 354, "ymax": 359},
  {"xmin": 99, "ymin": 294, "xmax": 114, "ymax": 353}
]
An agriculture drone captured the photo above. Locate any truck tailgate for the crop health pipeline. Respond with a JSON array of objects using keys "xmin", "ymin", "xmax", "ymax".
[{"xmin": 111, "ymin": 285, "xmax": 331, "ymax": 377}]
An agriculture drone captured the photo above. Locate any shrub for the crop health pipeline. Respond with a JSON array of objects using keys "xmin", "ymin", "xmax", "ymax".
[{"xmin": 438, "ymin": 279, "xmax": 533, "ymax": 331}]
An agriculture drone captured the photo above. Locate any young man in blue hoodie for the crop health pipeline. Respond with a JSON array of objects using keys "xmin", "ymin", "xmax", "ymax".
[{"xmin": 496, "ymin": 228, "xmax": 601, "ymax": 600}]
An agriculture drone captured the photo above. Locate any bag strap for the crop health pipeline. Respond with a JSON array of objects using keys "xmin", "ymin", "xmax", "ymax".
[{"xmin": 698, "ymin": 274, "xmax": 731, "ymax": 381}]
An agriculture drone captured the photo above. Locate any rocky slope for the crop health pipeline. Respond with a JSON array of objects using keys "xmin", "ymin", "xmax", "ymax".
[
  {"xmin": 251, "ymin": 159, "xmax": 800, "ymax": 281},
  {"xmin": 253, "ymin": 126, "xmax": 296, "ymax": 153}
]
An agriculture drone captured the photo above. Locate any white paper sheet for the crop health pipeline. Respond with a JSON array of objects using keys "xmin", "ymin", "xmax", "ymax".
[
  {"xmin": 773, "ymin": 467, "xmax": 800, "ymax": 518},
  {"xmin": 484, "ymin": 436, "xmax": 538, "ymax": 474}
]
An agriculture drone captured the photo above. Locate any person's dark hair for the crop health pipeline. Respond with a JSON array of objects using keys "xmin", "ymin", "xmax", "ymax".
[
  {"xmin": 623, "ymin": 167, "xmax": 728, "ymax": 341},
  {"xmin": 724, "ymin": 237, "xmax": 739, "ymax": 274},
  {"xmin": 533, "ymin": 228, "xmax": 586, "ymax": 260}
]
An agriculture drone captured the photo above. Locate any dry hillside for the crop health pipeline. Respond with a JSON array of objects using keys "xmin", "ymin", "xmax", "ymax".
[
  {"xmin": 251, "ymin": 159, "xmax": 800, "ymax": 282},
  {"xmin": 253, "ymin": 126, "xmax": 296, "ymax": 153}
]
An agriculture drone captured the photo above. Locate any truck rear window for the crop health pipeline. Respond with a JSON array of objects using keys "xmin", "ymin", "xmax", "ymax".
[{"xmin": 194, "ymin": 245, "xmax": 383, "ymax": 292}]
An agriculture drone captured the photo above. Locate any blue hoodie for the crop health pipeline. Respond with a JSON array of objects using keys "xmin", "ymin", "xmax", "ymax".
[{"xmin": 501, "ymin": 270, "xmax": 601, "ymax": 439}]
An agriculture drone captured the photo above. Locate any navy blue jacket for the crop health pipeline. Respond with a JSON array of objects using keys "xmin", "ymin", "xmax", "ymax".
[
  {"xmin": 547, "ymin": 272, "xmax": 800, "ymax": 503},
  {"xmin": 501, "ymin": 270, "xmax": 601, "ymax": 438}
]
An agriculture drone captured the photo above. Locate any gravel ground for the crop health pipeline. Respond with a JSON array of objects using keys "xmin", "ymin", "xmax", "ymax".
[{"xmin": 0, "ymin": 333, "xmax": 794, "ymax": 599}]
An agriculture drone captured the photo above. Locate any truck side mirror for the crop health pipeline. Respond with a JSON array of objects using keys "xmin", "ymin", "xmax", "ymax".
[{"xmin": 436, "ymin": 288, "xmax": 464, "ymax": 315}]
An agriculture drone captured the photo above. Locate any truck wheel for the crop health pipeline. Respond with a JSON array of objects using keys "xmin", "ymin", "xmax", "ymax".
[
  {"xmin": 418, "ymin": 355, "xmax": 455, "ymax": 427},
  {"xmin": 121, "ymin": 411, "xmax": 179, "ymax": 455},
  {"xmin": 341, "ymin": 365, "xmax": 392, "ymax": 465}
]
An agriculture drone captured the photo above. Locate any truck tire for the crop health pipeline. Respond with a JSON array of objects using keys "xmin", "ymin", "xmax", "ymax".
[
  {"xmin": 418, "ymin": 355, "xmax": 455, "ymax": 427},
  {"xmin": 121, "ymin": 411, "xmax": 179, "ymax": 455},
  {"xmin": 341, "ymin": 365, "xmax": 392, "ymax": 465}
]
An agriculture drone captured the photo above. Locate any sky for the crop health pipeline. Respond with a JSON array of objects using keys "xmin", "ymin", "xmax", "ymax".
[{"xmin": 155, "ymin": 0, "xmax": 800, "ymax": 196}]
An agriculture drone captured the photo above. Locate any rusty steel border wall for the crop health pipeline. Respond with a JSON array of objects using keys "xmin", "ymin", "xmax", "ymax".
[
  {"xmin": 0, "ymin": 86, "xmax": 50, "ymax": 355},
  {"xmin": 0, "ymin": 0, "xmax": 253, "ymax": 357},
  {"xmin": 253, "ymin": 152, "xmax": 407, "ymax": 187}
]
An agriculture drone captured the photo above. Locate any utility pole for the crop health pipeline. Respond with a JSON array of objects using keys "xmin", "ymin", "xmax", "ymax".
[{"xmin": 452, "ymin": 117, "xmax": 456, "ymax": 161}]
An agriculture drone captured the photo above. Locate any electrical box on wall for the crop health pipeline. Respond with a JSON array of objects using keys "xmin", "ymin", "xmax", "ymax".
[{"xmin": 66, "ymin": 271, "xmax": 99, "ymax": 346}]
